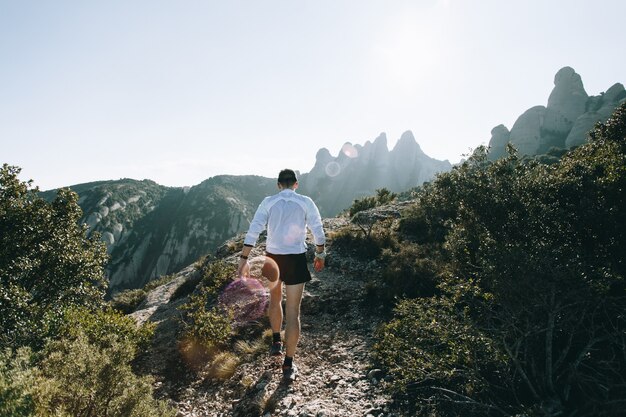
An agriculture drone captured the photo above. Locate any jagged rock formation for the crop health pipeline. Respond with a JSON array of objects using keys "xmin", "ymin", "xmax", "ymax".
[
  {"xmin": 299, "ymin": 131, "xmax": 451, "ymax": 216},
  {"xmin": 488, "ymin": 67, "xmax": 625, "ymax": 159}
]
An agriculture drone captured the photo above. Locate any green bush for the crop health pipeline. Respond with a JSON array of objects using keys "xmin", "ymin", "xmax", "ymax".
[
  {"xmin": 348, "ymin": 188, "xmax": 397, "ymax": 217},
  {"xmin": 180, "ymin": 260, "xmax": 235, "ymax": 354},
  {"xmin": 36, "ymin": 331, "xmax": 174, "ymax": 417},
  {"xmin": 333, "ymin": 218, "xmax": 398, "ymax": 260},
  {"xmin": 60, "ymin": 306, "xmax": 155, "ymax": 353},
  {"xmin": 377, "ymin": 244, "xmax": 441, "ymax": 300},
  {"xmin": 375, "ymin": 297, "xmax": 508, "ymax": 416},
  {"xmin": 0, "ymin": 348, "xmax": 37, "ymax": 417},
  {"xmin": 0, "ymin": 164, "xmax": 108, "ymax": 349},
  {"xmin": 375, "ymin": 104, "xmax": 626, "ymax": 416},
  {"xmin": 110, "ymin": 288, "xmax": 147, "ymax": 314}
]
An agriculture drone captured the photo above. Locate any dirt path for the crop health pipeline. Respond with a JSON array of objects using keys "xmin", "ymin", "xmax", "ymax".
[
  {"xmin": 133, "ymin": 218, "xmax": 398, "ymax": 416},
  {"xmin": 170, "ymin": 264, "xmax": 394, "ymax": 417}
]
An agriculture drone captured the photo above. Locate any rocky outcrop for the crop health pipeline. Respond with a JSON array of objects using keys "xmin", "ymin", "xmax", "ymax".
[
  {"xmin": 488, "ymin": 67, "xmax": 624, "ymax": 158},
  {"xmin": 487, "ymin": 125, "xmax": 511, "ymax": 160},
  {"xmin": 300, "ymin": 131, "xmax": 451, "ymax": 216}
]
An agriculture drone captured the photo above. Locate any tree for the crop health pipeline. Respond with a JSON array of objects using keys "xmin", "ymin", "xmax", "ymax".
[
  {"xmin": 0, "ymin": 164, "xmax": 108, "ymax": 349},
  {"xmin": 377, "ymin": 103, "xmax": 626, "ymax": 416}
]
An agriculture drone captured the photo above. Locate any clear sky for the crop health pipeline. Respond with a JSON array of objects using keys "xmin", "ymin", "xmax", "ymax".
[{"xmin": 1, "ymin": 0, "xmax": 624, "ymax": 191}]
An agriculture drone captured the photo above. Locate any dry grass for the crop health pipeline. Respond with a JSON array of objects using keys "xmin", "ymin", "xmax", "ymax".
[
  {"xmin": 207, "ymin": 351, "xmax": 240, "ymax": 380},
  {"xmin": 234, "ymin": 338, "xmax": 266, "ymax": 356}
]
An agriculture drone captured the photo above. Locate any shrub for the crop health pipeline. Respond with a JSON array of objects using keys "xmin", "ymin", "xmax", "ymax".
[
  {"xmin": 348, "ymin": 188, "xmax": 397, "ymax": 217},
  {"xmin": 36, "ymin": 331, "xmax": 174, "ymax": 417},
  {"xmin": 60, "ymin": 306, "xmax": 155, "ymax": 353},
  {"xmin": 378, "ymin": 244, "xmax": 441, "ymax": 300},
  {"xmin": 375, "ymin": 297, "xmax": 509, "ymax": 416},
  {"xmin": 0, "ymin": 165, "xmax": 108, "ymax": 349},
  {"xmin": 110, "ymin": 288, "xmax": 147, "ymax": 314},
  {"xmin": 179, "ymin": 260, "xmax": 235, "ymax": 359},
  {"xmin": 0, "ymin": 347, "xmax": 37, "ymax": 417},
  {"xmin": 375, "ymin": 104, "xmax": 626, "ymax": 416}
]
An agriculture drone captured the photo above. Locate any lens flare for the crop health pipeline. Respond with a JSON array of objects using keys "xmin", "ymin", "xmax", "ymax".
[
  {"xmin": 217, "ymin": 256, "xmax": 281, "ymax": 325},
  {"xmin": 218, "ymin": 278, "xmax": 267, "ymax": 324},
  {"xmin": 341, "ymin": 143, "xmax": 359, "ymax": 158},
  {"xmin": 325, "ymin": 161, "xmax": 341, "ymax": 177},
  {"xmin": 247, "ymin": 255, "xmax": 280, "ymax": 290}
]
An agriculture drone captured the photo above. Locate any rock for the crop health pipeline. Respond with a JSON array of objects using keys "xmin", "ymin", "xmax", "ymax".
[
  {"xmin": 547, "ymin": 67, "xmax": 588, "ymax": 126},
  {"xmin": 508, "ymin": 105, "xmax": 546, "ymax": 156},
  {"xmin": 487, "ymin": 124, "xmax": 511, "ymax": 160},
  {"xmin": 367, "ymin": 369, "xmax": 384, "ymax": 380},
  {"xmin": 565, "ymin": 111, "xmax": 603, "ymax": 147}
]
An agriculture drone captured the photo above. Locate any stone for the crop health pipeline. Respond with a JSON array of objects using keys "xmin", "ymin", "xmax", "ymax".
[
  {"xmin": 487, "ymin": 124, "xmax": 511, "ymax": 160},
  {"xmin": 508, "ymin": 105, "xmax": 546, "ymax": 156}
]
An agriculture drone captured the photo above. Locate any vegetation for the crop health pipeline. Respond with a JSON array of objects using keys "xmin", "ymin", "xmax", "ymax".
[
  {"xmin": 0, "ymin": 164, "xmax": 108, "ymax": 349},
  {"xmin": 109, "ymin": 273, "xmax": 178, "ymax": 314},
  {"xmin": 372, "ymin": 103, "xmax": 626, "ymax": 416},
  {"xmin": 179, "ymin": 259, "xmax": 235, "ymax": 356},
  {"xmin": 0, "ymin": 165, "xmax": 173, "ymax": 416},
  {"xmin": 348, "ymin": 187, "xmax": 397, "ymax": 217}
]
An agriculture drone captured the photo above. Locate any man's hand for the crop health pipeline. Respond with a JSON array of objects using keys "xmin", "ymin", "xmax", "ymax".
[
  {"xmin": 237, "ymin": 258, "xmax": 250, "ymax": 278},
  {"xmin": 313, "ymin": 257, "xmax": 325, "ymax": 272}
]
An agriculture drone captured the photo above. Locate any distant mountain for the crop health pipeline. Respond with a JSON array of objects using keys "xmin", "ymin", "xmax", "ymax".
[
  {"xmin": 42, "ymin": 133, "xmax": 448, "ymax": 292},
  {"xmin": 43, "ymin": 177, "xmax": 276, "ymax": 293},
  {"xmin": 488, "ymin": 66, "xmax": 626, "ymax": 159},
  {"xmin": 299, "ymin": 131, "xmax": 452, "ymax": 216}
]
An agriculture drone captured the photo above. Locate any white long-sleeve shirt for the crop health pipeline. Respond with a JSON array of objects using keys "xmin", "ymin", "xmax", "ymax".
[{"xmin": 244, "ymin": 189, "xmax": 325, "ymax": 254}]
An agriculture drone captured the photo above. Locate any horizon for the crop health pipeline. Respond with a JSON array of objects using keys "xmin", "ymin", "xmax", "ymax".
[{"xmin": 1, "ymin": 0, "xmax": 624, "ymax": 191}]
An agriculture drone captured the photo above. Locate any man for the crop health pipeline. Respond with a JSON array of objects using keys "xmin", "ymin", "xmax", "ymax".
[{"xmin": 237, "ymin": 169, "xmax": 326, "ymax": 381}]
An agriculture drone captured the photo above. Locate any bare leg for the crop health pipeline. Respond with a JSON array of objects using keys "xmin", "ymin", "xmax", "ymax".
[
  {"xmin": 284, "ymin": 283, "xmax": 305, "ymax": 358},
  {"xmin": 268, "ymin": 281, "xmax": 283, "ymax": 335}
]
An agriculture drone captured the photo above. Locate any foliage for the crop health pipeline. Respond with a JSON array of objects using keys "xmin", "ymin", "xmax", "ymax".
[
  {"xmin": 348, "ymin": 188, "xmax": 397, "ymax": 217},
  {"xmin": 375, "ymin": 297, "xmax": 509, "ymax": 416},
  {"xmin": 0, "ymin": 164, "xmax": 108, "ymax": 349},
  {"xmin": 60, "ymin": 306, "xmax": 155, "ymax": 353},
  {"xmin": 0, "ymin": 314, "xmax": 170, "ymax": 417},
  {"xmin": 378, "ymin": 244, "xmax": 441, "ymax": 300},
  {"xmin": 180, "ymin": 260, "xmax": 235, "ymax": 352},
  {"xmin": 375, "ymin": 103, "xmax": 626, "ymax": 416},
  {"xmin": 35, "ymin": 331, "xmax": 174, "ymax": 417},
  {"xmin": 110, "ymin": 288, "xmax": 147, "ymax": 314},
  {"xmin": 0, "ymin": 347, "xmax": 37, "ymax": 417},
  {"xmin": 110, "ymin": 273, "xmax": 179, "ymax": 314},
  {"xmin": 332, "ymin": 218, "xmax": 398, "ymax": 259}
]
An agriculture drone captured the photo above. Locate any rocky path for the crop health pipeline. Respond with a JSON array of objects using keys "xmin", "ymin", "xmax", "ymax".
[
  {"xmin": 133, "ymin": 218, "xmax": 398, "ymax": 416},
  {"xmin": 172, "ymin": 264, "xmax": 395, "ymax": 417}
]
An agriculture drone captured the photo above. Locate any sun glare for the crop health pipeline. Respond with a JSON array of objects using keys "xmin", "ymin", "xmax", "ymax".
[{"xmin": 372, "ymin": 6, "xmax": 445, "ymax": 92}]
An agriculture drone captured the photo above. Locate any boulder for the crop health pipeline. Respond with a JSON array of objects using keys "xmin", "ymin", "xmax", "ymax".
[{"xmin": 487, "ymin": 124, "xmax": 511, "ymax": 160}]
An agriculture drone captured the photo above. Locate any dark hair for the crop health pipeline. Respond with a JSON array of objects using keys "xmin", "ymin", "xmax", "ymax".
[{"xmin": 278, "ymin": 169, "xmax": 298, "ymax": 187}]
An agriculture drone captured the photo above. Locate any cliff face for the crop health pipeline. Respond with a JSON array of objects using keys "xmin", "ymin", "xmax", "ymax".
[
  {"xmin": 299, "ymin": 131, "xmax": 452, "ymax": 217},
  {"xmin": 44, "ymin": 177, "xmax": 276, "ymax": 293},
  {"xmin": 488, "ymin": 67, "xmax": 625, "ymax": 159}
]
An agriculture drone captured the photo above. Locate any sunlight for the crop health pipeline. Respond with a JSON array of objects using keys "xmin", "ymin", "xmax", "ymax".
[{"xmin": 372, "ymin": 6, "xmax": 445, "ymax": 92}]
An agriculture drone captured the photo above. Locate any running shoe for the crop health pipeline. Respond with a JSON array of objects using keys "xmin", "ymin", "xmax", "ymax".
[
  {"xmin": 282, "ymin": 364, "xmax": 298, "ymax": 382},
  {"xmin": 269, "ymin": 341, "xmax": 283, "ymax": 356}
]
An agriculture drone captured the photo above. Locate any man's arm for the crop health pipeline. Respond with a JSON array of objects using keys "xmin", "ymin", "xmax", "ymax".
[
  {"xmin": 306, "ymin": 198, "xmax": 326, "ymax": 272},
  {"xmin": 237, "ymin": 200, "xmax": 268, "ymax": 277}
]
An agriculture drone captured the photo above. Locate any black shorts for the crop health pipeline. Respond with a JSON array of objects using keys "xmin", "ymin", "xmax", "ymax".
[{"xmin": 265, "ymin": 252, "xmax": 311, "ymax": 286}]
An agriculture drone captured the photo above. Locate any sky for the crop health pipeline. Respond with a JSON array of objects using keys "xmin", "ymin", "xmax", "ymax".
[{"xmin": 1, "ymin": 0, "xmax": 624, "ymax": 191}]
